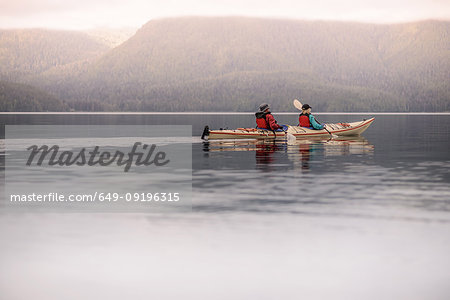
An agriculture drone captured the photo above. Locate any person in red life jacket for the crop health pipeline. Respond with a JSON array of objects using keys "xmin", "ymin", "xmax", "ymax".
[
  {"xmin": 255, "ymin": 103, "xmax": 286, "ymax": 131},
  {"xmin": 298, "ymin": 104, "xmax": 325, "ymax": 130}
]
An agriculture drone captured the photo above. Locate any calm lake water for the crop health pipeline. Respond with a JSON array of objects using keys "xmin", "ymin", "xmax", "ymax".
[{"xmin": 1, "ymin": 113, "xmax": 449, "ymax": 300}]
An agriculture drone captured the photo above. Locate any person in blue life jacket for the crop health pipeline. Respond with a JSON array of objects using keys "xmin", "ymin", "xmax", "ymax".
[
  {"xmin": 298, "ymin": 104, "xmax": 325, "ymax": 130},
  {"xmin": 255, "ymin": 103, "xmax": 288, "ymax": 132}
]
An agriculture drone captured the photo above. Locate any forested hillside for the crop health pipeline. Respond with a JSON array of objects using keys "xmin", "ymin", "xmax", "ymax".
[
  {"xmin": 1, "ymin": 17, "xmax": 449, "ymax": 112},
  {"xmin": 85, "ymin": 28, "xmax": 137, "ymax": 48},
  {"xmin": 0, "ymin": 29, "xmax": 110, "ymax": 81},
  {"xmin": 0, "ymin": 81, "xmax": 67, "ymax": 111}
]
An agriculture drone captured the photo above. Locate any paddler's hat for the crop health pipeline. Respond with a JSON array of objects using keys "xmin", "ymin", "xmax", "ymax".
[
  {"xmin": 259, "ymin": 103, "xmax": 270, "ymax": 112},
  {"xmin": 302, "ymin": 104, "xmax": 311, "ymax": 110}
]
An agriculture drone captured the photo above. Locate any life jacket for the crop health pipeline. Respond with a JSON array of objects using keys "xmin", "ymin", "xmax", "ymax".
[
  {"xmin": 255, "ymin": 112, "xmax": 270, "ymax": 129},
  {"xmin": 299, "ymin": 113, "xmax": 310, "ymax": 127}
]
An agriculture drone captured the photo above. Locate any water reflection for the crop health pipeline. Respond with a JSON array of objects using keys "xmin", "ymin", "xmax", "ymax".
[
  {"xmin": 202, "ymin": 136, "xmax": 374, "ymax": 172},
  {"xmin": 255, "ymin": 143, "xmax": 284, "ymax": 167}
]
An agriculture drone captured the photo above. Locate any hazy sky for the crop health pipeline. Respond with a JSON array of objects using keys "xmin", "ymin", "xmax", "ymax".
[{"xmin": 1, "ymin": 0, "xmax": 449, "ymax": 29}]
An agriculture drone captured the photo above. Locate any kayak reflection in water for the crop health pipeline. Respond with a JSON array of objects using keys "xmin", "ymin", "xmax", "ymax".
[
  {"xmin": 299, "ymin": 143, "xmax": 312, "ymax": 170},
  {"xmin": 255, "ymin": 142, "xmax": 285, "ymax": 172},
  {"xmin": 202, "ymin": 137, "xmax": 374, "ymax": 171}
]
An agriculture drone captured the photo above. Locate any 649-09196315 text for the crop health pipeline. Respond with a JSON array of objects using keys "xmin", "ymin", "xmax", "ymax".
[{"xmin": 10, "ymin": 192, "xmax": 181, "ymax": 203}]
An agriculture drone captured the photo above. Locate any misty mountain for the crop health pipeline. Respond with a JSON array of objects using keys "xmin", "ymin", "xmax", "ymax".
[
  {"xmin": 84, "ymin": 27, "xmax": 137, "ymax": 48},
  {"xmin": 1, "ymin": 17, "xmax": 449, "ymax": 111},
  {"xmin": 0, "ymin": 29, "xmax": 110, "ymax": 81}
]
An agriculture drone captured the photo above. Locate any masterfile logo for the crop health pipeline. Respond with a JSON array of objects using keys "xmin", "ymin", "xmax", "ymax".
[
  {"xmin": 26, "ymin": 142, "xmax": 170, "ymax": 172},
  {"xmin": 4, "ymin": 125, "xmax": 192, "ymax": 213}
]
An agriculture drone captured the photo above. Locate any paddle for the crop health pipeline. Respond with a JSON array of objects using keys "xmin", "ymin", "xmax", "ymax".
[
  {"xmin": 293, "ymin": 99, "xmax": 303, "ymax": 111},
  {"xmin": 293, "ymin": 99, "xmax": 335, "ymax": 137},
  {"xmin": 323, "ymin": 125, "xmax": 334, "ymax": 137},
  {"xmin": 284, "ymin": 125, "xmax": 296, "ymax": 143}
]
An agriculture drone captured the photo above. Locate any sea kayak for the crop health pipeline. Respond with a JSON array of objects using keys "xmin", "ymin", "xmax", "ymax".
[{"xmin": 202, "ymin": 117, "xmax": 374, "ymax": 140}]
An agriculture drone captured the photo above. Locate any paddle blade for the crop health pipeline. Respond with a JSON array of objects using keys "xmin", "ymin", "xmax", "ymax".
[
  {"xmin": 287, "ymin": 132, "xmax": 296, "ymax": 143},
  {"xmin": 293, "ymin": 99, "xmax": 303, "ymax": 111},
  {"xmin": 285, "ymin": 126, "xmax": 297, "ymax": 143}
]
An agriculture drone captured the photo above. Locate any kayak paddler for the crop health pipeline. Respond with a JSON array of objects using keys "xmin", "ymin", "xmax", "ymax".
[
  {"xmin": 255, "ymin": 103, "xmax": 287, "ymax": 131},
  {"xmin": 298, "ymin": 104, "xmax": 325, "ymax": 130}
]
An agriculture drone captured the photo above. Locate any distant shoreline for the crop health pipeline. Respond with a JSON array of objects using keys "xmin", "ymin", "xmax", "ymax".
[{"xmin": 1, "ymin": 112, "xmax": 449, "ymax": 115}]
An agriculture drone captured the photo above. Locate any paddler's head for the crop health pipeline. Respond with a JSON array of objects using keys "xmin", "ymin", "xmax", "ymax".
[
  {"xmin": 259, "ymin": 103, "xmax": 270, "ymax": 113},
  {"xmin": 302, "ymin": 103, "xmax": 312, "ymax": 113}
]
